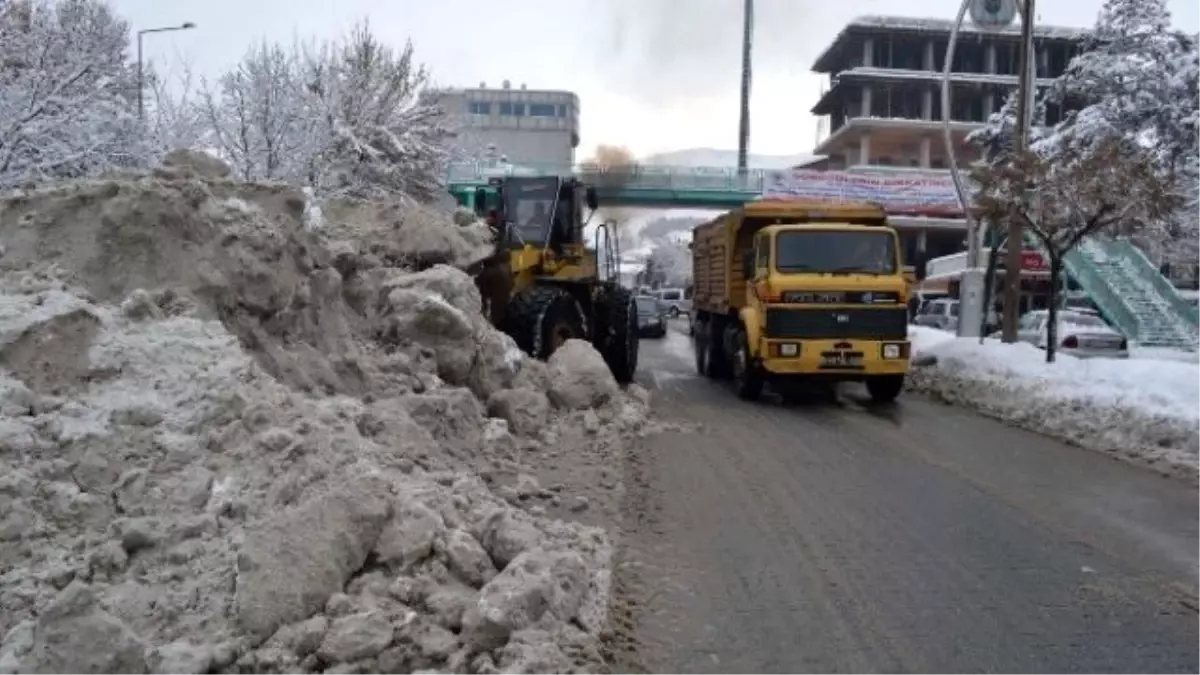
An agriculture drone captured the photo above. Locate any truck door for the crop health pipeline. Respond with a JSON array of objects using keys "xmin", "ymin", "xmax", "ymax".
[{"xmin": 754, "ymin": 233, "xmax": 770, "ymax": 282}]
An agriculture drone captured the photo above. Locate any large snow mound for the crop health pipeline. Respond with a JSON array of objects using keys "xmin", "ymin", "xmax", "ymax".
[
  {"xmin": 908, "ymin": 326, "xmax": 1199, "ymax": 479},
  {"xmin": 0, "ymin": 153, "xmax": 651, "ymax": 674}
]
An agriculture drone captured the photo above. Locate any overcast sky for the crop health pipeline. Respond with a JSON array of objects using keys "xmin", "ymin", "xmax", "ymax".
[{"xmin": 113, "ymin": 0, "xmax": 1199, "ymax": 161}]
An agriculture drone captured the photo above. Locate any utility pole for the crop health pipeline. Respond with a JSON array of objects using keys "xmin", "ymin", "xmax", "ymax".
[
  {"xmin": 736, "ymin": 0, "xmax": 753, "ymax": 178},
  {"xmin": 1002, "ymin": 0, "xmax": 1035, "ymax": 343},
  {"xmin": 136, "ymin": 22, "xmax": 197, "ymax": 122}
]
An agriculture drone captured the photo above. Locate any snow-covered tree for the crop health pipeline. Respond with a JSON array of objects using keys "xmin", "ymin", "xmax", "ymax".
[
  {"xmin": 967, "ymin": 91, "xmax": 1049, "ymax": 167},
  {"xmin": 970, "ymin": 130, "xmax": 1178, "ymax": 362},
  {"xmin": 1051, "ymin": 0, "xmax": 1196, "ymax": 164},
  {"xmin": 0, "ymin": 0, "xmax": 142, "ymax": 187},
  {"xmin": 142, "ymin": 62, "xmax": 207, "ymax": 161},
  {"xmin": 196, "ymin": 21, "xmax": 452, "ymax": 202},
  {"xmin": 642, "ymin": 235, "xmax": 691, "ymax": 288},
  {"xmin": 200, "ymin": 41, "xmax": 309, "ymax": 183},
  {"xmin": 303, "ymin": 23, "xmax": 453, "ymax": 202},
  {"xmin": 1047, "ymin": 0, "xmax": 1199, "ymax": 272},
  {"xmin": 1150, "ymin": 39, "xmax": 1199, "ymax": 280}
]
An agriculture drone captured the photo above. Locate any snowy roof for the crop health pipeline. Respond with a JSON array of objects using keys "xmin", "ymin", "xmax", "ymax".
[{"xmin": 812, "ymin": 15, "xmax": 1090, "ymax": 73}]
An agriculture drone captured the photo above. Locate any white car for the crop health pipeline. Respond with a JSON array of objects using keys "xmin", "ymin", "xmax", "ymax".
[
  {"xmin": 652, "ymin": 288, "xmax": 691, "ymax": 318},
  {"xmin": 913, "ymin": 298, "xmax": 959, "ymax": 332},
  {"xmin": 1014, "ymin": 309, "xmax": 1129, "ymax": 358}
]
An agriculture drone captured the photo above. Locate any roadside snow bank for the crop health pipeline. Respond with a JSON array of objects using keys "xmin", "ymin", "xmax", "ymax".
[
  {"xmin": 908, "ymin": 327, "xmax": 1199, "ymax": 478},
  {"xmin": 0, "ymin": 154, "xmax": 650, "ymax": 674}
]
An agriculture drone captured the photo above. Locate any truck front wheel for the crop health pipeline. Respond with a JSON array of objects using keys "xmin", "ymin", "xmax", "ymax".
[
  {"xmin": 866, "ymin": 375, "xmax": 905, "ymax": 403},
  {"xmin": 731, "ymin": 330, "xmax": 764, "ymax": 400}
]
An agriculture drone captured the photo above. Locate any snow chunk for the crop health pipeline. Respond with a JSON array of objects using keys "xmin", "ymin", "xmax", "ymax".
[
  {"xmin": 546, "ymin": 340, "xmax": 619, "ymax": 410},
  {"xmin": 235, "ymin": 473, "xmax": 393, "ymax": 640}
]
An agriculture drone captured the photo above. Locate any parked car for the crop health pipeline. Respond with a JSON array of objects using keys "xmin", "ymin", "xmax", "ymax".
[
  {"xmin": 913, "ymin": 298, "xmax": 959, "ymax": 332},
  {"xmin": 1014, "ymin": 309, "xmax": 1129, "ymax": 358},
  {"xmin": 652, "ymin": 288, "xmax": 691, "ymax": 318},
  {"xmin": 636, "ymin": 296, "xmax": 668, "ymax": 338}
]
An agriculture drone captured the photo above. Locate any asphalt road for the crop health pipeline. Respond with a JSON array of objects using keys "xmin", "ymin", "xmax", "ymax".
[{"xmin": 608, "ymin": 322, "xmax": 1199, "ymax": 674}]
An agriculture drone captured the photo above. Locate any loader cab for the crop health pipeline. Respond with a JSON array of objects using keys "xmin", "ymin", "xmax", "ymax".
[{"xmin": 486, "ymin": 176, "xmax": 598, "ymax": 253}]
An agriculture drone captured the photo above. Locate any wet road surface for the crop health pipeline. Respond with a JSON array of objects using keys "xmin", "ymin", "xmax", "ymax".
[{"xmin": 609, "ymin": 324, "xmax": 1199, "ymax": 673}]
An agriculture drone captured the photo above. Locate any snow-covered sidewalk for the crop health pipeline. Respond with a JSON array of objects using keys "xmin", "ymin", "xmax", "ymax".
[{"xmin": 907, "ymin": 326, "xmax": 1199, "ymax": 479}]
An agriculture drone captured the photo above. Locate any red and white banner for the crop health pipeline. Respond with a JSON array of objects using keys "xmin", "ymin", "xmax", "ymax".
[{"xmin": 761, "ymin": 170, "xmax": 965, "ymax": 218}]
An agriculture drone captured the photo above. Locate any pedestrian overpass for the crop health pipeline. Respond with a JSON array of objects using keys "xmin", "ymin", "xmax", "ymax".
[
  {"xmin": 446, "ymin": 161, "xmax": 1198, "ymax": 350},
  {"xmin": 446, "ymin": 162, "xmax": 966, "ymax": 214},
  {"xmin": 449, "ymin": 163, "xmax": 763, "ymax": 209}
]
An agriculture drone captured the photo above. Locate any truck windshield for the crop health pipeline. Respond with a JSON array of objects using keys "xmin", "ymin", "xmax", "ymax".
[
  {"xmin": 502, "ymin": 177, "xmax": 558, "ymax": 246},
  {"xmin": 775, "ymin": 230, "xmax": 898, "ymax": 274}
]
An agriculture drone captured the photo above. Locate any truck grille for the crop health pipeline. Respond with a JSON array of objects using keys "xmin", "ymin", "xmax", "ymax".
[{"xmin": 765, "ymin": 307, "xmax": 909, "ymax": 341}]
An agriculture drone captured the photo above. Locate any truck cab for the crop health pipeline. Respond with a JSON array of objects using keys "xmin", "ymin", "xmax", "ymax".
[{"xmin": 691, "ymin": 200, "xmax": 911, "ymax": 402}]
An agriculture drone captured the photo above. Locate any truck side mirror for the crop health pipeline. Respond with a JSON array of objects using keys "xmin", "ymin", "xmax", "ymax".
[
  {"xmin": 585, "ymin": 186, "xmax": 598, "ymax": 210},
  {"xmin": 473, "ymin": 188, "xmax": 487, "ymax": 216},
  {"xmin": 742, "ymin": 251, "xmax": 756, "ymax": 280}
]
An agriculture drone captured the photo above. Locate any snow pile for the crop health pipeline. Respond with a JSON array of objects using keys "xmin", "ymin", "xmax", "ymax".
[
  {"xmin": 908, "ymin": 327, "xmax": 1199, "ymax": 479},
  {"xmin": 316, "ymin": 197, "xmax": 495, "ymax": 273},
  {"xmin": 0, "ymin": 154, "xmax": 650, "ymax": 674}
]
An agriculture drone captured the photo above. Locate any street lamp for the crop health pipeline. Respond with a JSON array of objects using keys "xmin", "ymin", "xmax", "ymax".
[
  {"xmin": 736, "ymin": 0, "xmax": 753, "ymax": 181},
  {"xmin": 137, "ymin": 22, "xmax": 197, "ymax": 122},
  {"xmin": 941, "ymin": 0, "xmax": 1021, "ymax": 338}
]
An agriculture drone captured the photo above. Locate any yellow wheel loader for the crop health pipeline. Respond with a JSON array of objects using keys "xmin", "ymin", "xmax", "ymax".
[{"xmin": 469, "ymin": 175, "xmax": 639, "ymax": 383}]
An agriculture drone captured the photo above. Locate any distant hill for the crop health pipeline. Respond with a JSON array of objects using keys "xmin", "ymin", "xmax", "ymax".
[{"xmin": 641, "ymin": 148, "xmax": 817, "ymax": 170}]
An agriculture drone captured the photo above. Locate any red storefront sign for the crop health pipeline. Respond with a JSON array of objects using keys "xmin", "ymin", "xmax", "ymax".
[{"xmin": 1020, "ymin": 249, "xmax": 1048, "ymax": 271}]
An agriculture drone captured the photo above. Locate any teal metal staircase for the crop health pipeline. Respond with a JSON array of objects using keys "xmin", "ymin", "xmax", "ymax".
[{"xmin": 1052, "ymin": 235, "xmax": 1199, "ymax": 350}]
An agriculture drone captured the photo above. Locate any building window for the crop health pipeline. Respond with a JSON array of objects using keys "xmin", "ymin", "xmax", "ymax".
[
  {"xmin": 498, "ymin": 102, "xmax": 526, "ymax": 116},
  {"xmin": 467, "ymin": 101, "xmax": 491, "ymax": 115},
  {"xmin": 995, "ymin": 42, "xmax": 1018, "ymax": 75},
  {"xmin": 529, "ymin": 103, "xmax": 557, "ymax": 117},
  {"xmin": 556, "ymin": 104, "xmax": 567, "ymax": 117}
]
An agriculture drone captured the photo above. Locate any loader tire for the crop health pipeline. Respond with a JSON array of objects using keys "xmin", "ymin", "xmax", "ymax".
[
  {"xmin": 506, "ymin": 285, "xmax": 586, "ymax": 360},
  {"xmin": 600, "ymin": 286, "xmax": 639, "ymax": 384}
]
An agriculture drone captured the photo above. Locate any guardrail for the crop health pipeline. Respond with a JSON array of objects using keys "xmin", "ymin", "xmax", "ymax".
[{"xmin": 446, "ymin": 163, "xmax": 768, "ymax": 192}]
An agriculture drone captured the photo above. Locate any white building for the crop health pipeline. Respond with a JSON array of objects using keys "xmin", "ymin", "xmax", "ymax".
[{"xmin": 429, "ymin": 80, "xmax": 580, "ymax": 168}]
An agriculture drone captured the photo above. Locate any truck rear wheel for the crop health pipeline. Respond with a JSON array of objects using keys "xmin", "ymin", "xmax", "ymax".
[
  {"xmin": 731, "ymin": 329, "xmax": 764, "ymax": 400},
  {"xmin": 692, "ymin": 317, "xmax": 709, "ymax": 374},
  {"xmin": 600, "ymin": 286, "xmax": 639, "ymax": 384},
  {"xmin": 506, "ymin": 285, "xmax": 586, "ymax": 360},
  {"xmin": 702, "ymin": 318, "xmax": 731, "ymax": 379},
  {"xmin": 866, "ymin": 375, "xmax": 905, "ymax": 403}
]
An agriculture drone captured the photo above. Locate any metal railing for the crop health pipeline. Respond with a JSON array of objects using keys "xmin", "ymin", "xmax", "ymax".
[
  {"xmin": 447, "ymin": 162, "xmax": 768, "ymax": 192},
  {"xmin": 1065, "ymin": 239, "xmax": 1142, "ymax": 340},
  {"xmin": 1107, "ymin": 238, "xmax": 1200, "ymax": 326}
]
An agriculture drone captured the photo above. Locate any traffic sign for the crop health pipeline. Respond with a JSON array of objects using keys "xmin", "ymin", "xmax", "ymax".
[{"xmin": 969, "ymin": 0, "xmax": 1019, "ymax": 29}]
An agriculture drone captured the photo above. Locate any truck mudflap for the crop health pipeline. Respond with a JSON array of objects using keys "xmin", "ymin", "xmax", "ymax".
[{"xmin": 756, "ymin": 338, "xmax": 910, "ymax": 376}]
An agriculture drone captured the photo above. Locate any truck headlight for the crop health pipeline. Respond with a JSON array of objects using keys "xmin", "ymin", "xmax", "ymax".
[
  {"xmin": 779, "ymin": 343, "xmax": 798, "ymax": 357},
  {"xmin": 882, "ymin": 344, "xmax": 902, "ymax": 359}
]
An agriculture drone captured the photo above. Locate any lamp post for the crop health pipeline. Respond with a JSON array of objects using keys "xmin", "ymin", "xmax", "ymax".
[
  {"xmin": 1001, "ymin": 0, "xmax": 1036, "ymax": 343},
  {"xmin": 137, "ymin": 22, "xmax": 197, "ymax": 122},
  {"xmin": 942, "ymin": 0, "xmax": 1019, "ymax": 338},
  {"xmin": 736, "ymin": 0, "xmax": 753, "ymax": 180}
]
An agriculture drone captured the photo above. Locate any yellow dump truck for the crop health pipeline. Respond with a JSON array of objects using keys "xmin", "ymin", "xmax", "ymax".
[{"xmin": 691, "ymin": 199, "xmax": 912, "ymax": 402}]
